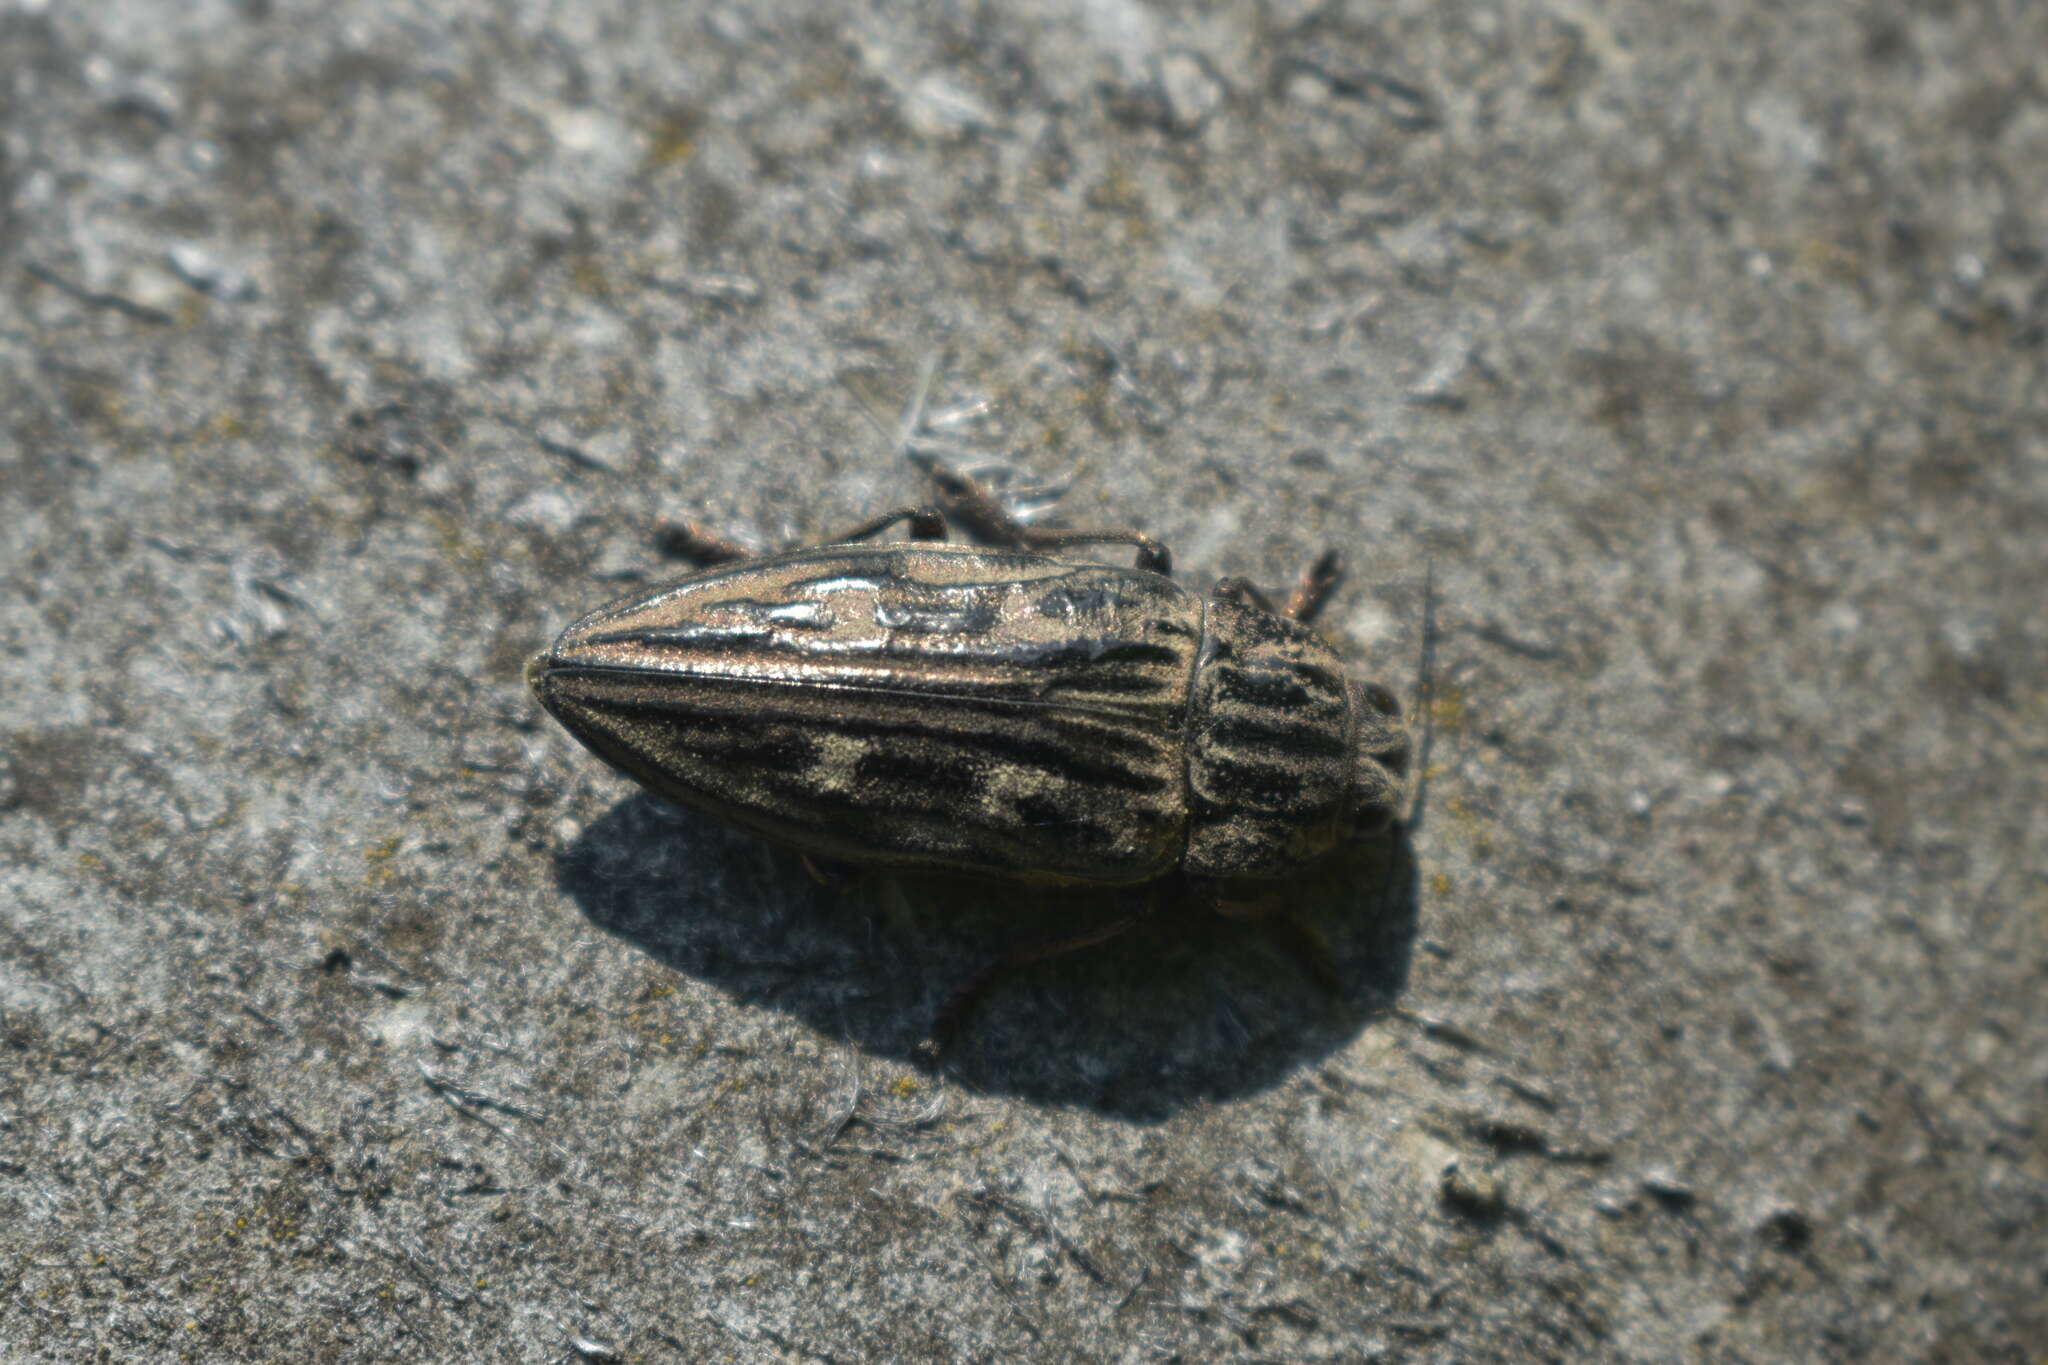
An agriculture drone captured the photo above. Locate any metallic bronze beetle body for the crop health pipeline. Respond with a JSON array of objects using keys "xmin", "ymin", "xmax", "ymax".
[{"xmin": 530, "ymin": 538, "xmax": 1408, "ymax": 896}]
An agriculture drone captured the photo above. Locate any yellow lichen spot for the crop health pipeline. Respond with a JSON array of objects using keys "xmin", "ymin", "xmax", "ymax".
[
  {"xmin": 1426, "ymin": 684, "xmax": 1467, "ymax": 730},
  {"xmin": 571, "ymin": 255, "xmax": 614, "ymax": 303},
  {"xmin": 1795, "ymin": 237, "xmax": 1863, "ymax": 285},
  {"xmin": 364, "ymin": 836, "xmax": 402, "ymax": 887},
  {"xmin": 77, "ymin": 851, "xmax": 104, "ymax": 870},
  {"xmin": 1430, "ymin": 871, "xmax": 1451, "ymax": 897},
  {"xmin": 646, "ymin": 110, "xmax": 699, "ymax": 168},
  {"xmin": 423, "ymin": 509, "xmax": 487, "ymax": 568},
  {"xmin": 1087, "ymin": 167, "xmax": 1142, "ymax": 216},
  {"xmin": 889, "ymin": 1075, "xmax": 921, "ymax": 1100}
]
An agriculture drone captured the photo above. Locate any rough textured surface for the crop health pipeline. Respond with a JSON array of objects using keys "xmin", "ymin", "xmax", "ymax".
[{"xmin": 3, "ymin": 2, "xmax": 2044, "ymax": 1361}]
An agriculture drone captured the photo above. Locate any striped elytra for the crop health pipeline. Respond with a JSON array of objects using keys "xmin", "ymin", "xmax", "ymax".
[{"xmin": 530, "ymin": 540, "xmax": 1407, "ymax": 892}]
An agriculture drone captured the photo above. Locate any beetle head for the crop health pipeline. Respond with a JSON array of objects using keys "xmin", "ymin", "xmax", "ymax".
[{"xmin": 1345, "ymin": 680, "xmax": 1410, "ymax": 838}]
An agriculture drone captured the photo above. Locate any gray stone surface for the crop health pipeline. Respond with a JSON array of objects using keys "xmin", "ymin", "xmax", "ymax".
[{"xmin": 3, "ymin": 1, "xmax": 2044, "ymax": 1360}]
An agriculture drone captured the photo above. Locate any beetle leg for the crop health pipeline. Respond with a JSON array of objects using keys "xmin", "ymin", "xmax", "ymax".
[
  {"xmin": 653, "ymin": 518, "xmax": 754, "ymax": 564},
  {"xmin": 1281, "ymin": 549, "xmax": 1345, "ymax": 623},
  {"xmin": 799, "ymin": 853, "xmax": 865, "ymax": 890},
  {"xmin": 1211, "ymin": 885, "xmax": 1344, "ymax": 995},
  {"xmin": 922, "ymin": 908, "xmax": 1152, "ymax": 1057},
  {"xmin": 655, "ymin": 506, "xmax": 948, "ymax": 565},
  {"xmin": 830, "ymin": 505, "xmax": 949, "ymax": 546},
  {"xmin": 925, "ymin": 461, "xmax": 1172, "ymax": 574},
  {"xmin": 1018, "ymin": 527, "xmax": 1172, "ymax": 575}
]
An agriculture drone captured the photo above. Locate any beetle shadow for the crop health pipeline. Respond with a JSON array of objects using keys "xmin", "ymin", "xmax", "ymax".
[{"xmin": 555, "ymin": 794, "xmax": 1418, "ymax": 1121}]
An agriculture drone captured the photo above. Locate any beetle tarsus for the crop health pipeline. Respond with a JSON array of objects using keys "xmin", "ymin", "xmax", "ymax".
[
  {"xmin": 1016, "ymin": 526, "xmax": 1172, "ymax": 576},
  {"xmin": 664, "ymin": 460, "xmax": 1170, "ymax": 574},
  {"xmin": 658, "ymin": 505, "xmax": 949, "ymax": 565},
  {"xmin": 923, "ymin": 460, "xmax": 1172, "ymax": 573}
]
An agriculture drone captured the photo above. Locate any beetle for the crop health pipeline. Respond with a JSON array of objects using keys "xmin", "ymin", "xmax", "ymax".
[{"xmin": 528, "ymin": 461, "xmax": 1410, "ymax": 1032}]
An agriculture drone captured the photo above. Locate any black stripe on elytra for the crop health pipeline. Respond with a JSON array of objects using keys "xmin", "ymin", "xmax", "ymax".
[
  {"xmin": 685, "ymin": 731, "xmax": 824, "ymax": 771},
  {"xmin": 825, "ymin": 713, "xmax": 1171, "ymax": 794},
  {"xmin": 1022, "ymin": 638, "xmax": 1186, "ymax": 669},
  {"xmin": 853, "ymin": 746, "xmax": 986, "ymax": 797},
  {"xmin": 1043, "ymin": 669, "xmax": 1176, "ymax": 698},
  {"xmin": 554, "ymin": 673, "xmax": 1174, "ymax": 791},
  {"xmin": 845, "ymin": 635, "xmax": 1186, "ymax": 673},
  {"xmin": 1011, "ymin": 792, "xmax": 1117, "ymax": 847},
  {"xmin": 750, "ymin": 775, "xmax": 1055, "ymax": 864},
  {"xmin": 755, "ymin": 775, "xmax": 977, "ymax": 829},
  {"xmin": 553, "ymin": 669, "xmax": 1174, "ymax": 745}
]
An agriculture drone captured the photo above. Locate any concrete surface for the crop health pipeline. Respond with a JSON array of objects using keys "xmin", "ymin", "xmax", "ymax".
[{"xmin": 3, "ymin": 1, "xmax": 2044, "ymax": 1360}]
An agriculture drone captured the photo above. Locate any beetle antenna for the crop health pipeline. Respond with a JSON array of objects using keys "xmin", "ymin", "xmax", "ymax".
[{"xmin": 893, "ymin": 347, "xmax": 944, "ymax": 462}]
